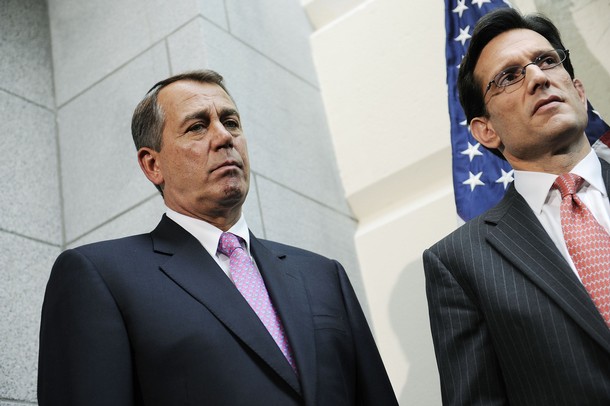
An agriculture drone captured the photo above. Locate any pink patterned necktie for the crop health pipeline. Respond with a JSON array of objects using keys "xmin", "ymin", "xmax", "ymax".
[
  {"xmin": 554, "ymin": 173, "xmax": 610, "ymax": 328},
  {"xmin": 217, "ymin": 232, "xmax": 296, "ymax": 369}
]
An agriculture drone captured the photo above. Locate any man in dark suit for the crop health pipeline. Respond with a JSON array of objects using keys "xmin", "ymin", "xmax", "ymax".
[
  {"xmin": 424, "ymin": 8, "xmax": 610, "ymax": 406},
  {"xmin": 38, "ymin": 70, "xmax": 397, "ymax": 405}
]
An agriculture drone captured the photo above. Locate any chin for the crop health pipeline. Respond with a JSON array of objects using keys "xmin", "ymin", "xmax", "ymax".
[
  {"xmin": 542, "ymin": 116, "xmax": 584, "ymax": 137},
  {"xmin": 221, "ymin": 184, "xmax": 247, "ymax": 203}
]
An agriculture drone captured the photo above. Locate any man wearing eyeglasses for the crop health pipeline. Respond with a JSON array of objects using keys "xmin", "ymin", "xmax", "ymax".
[{"xmin": 424, "ymin": 7, "xmax": 610, "ymax": 406}]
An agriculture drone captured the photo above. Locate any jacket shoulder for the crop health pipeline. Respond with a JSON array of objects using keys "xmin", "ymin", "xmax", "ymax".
[
  {"xmin": 72, "ymin": 233, "xmax": 152, "ymax": 256},
  {"xmin": 53, "ymin": 233, "xmax": 154, "ymax": 275},
  {"xmin": 427, "ymin": 185, "xmax": 523, "ymax": 254},
  {"xmin": 427, "ymin": 213, "xmax": 489, "ymax": 253},
  {"xmin": 257, "ymin": 238, "xmax": 332, "ymax": 262}
]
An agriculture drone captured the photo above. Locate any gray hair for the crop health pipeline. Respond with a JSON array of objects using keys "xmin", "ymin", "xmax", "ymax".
[{"xmin": 131, "ymin": 69, "xmax": 232, "ymax": 152}]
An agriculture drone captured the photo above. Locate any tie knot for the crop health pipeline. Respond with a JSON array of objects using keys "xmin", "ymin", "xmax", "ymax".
[
  {"xmin": 553, "ymin": 173, "xmax": 585, "ymax": 199},
  {"xmin": 218, "ymin": 232, "xmax": 243, "ymax": 256}
]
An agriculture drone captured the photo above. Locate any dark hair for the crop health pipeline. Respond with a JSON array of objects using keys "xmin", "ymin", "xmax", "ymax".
[
  {"xmin": 458, "ymin": 8, "xmax": 574, "ymax": 125},
  {"xmin": 131, "ymin": 69, "xmax": 232, "ymax": 152}
]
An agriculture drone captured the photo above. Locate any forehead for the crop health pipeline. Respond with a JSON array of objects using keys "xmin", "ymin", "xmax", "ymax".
[
  {"xmin": 157, "ymin": 80, "xmax": 237, "ymax": 118},
  {"xmin": 475, "ymin": 29, "xmax": 554, "ymax": 80}
]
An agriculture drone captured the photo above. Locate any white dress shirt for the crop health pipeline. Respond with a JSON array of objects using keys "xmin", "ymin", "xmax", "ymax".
[
  {"xmin": 514, "ymin": 149, "xmax": 610, "ymax": 280},
  {"xmin": 165, "ymin": 207, "xmax": 255, "ymax": 277}
]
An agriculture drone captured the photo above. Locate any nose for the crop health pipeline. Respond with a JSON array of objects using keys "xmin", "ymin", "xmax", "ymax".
[
  {"xmin": 209, "ymin": 120, "xmax": 234, "ymax": 149},
  {"xmin": 524, "ymin": 63, "xmax": 549, "ymax": 93}
]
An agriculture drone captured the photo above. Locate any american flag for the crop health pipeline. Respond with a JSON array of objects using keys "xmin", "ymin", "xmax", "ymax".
[{"xmin": 445, "ymin": 0, "xmax": 610, "ymax": 222}]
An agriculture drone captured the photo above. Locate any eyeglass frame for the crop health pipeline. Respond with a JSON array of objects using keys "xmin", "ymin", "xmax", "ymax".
[{"xmin": 483, "ymin": 48, "xmax": 570, "ymax": 98}]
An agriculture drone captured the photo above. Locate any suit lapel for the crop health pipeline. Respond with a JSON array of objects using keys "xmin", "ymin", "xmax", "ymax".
[
  {"xmin": 250, "ymin": 235, "xmax": 317, "ymax": 404},
  {"xmin": 150, "ymin": 216, "xmax": 301, "ymax": 394},
  {"xmin": 601, "ymin": 158, "xmax": 610, "ymax": 205},
  {"xmin": 484, "ymin": 186, "xmax": 610, "ymax": 353}
]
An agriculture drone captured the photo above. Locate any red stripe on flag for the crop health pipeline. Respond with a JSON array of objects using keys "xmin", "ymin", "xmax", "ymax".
[{"xmin": 598, "ymin": 130, "xmax": 610, "ymax": 148}]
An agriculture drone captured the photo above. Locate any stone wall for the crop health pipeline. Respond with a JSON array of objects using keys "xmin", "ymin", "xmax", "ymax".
[{"xmin": 0, "ymin": 0, "xmax": 362, "ymax": 403}]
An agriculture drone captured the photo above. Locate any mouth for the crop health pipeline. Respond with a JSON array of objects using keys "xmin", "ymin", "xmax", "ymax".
[
  {"xmin": 212, "ymin": 160, "xmax": 242, "ymax": 172},
  {"xmin": 533, "ymin": 95, "xmax": 562, "ymax": 114}
]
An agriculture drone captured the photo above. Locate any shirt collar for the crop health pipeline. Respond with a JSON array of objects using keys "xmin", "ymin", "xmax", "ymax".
[
  {"xmin": 165, "ymin": 207, "xmax": 251, "ymax": 257},
  {"xmin": 514, "ymin": 148, "xmax": 606, "ymax": 214}
]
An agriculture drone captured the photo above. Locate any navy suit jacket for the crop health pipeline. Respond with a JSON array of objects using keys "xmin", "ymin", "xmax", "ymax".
[
  {"xmin": 424, "ymin": 160, "xmax": 610, "ymax": 405},
  {"xmin": 38, "ymin": 215, "xmax": 397, "ymax": 405}
]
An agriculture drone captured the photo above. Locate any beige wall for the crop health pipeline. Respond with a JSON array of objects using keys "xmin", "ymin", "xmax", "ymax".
[{"xmin": 305, "ymin": 0, "xmax": 610, "ymax": 404}]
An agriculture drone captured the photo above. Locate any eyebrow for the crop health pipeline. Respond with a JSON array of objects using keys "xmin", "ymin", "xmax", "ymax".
[
  {"xmin": 499, "ymin": 48, "xmax": 553, "ymax": 69},
  {"xmin": 179, "ymin": 107, "xmax": 240, "ymax": 128},
  {"xmin": 219, "ymin": 107, "xmax": 240, "ymax": 118}
]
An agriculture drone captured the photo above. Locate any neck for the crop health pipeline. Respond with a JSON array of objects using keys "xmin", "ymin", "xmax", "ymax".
[
  {"xmin": 507, "ymin": 135, "xmax": 591, "ymax": 174},
  {"xmin": 199, "ymin": 214, "xmax": 240, "ymax": 231}
]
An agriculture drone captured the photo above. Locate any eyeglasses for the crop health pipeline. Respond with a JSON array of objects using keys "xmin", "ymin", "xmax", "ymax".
[{"xmin": 484, "ymin": 49, "xmax": 569, "ymax": 98}]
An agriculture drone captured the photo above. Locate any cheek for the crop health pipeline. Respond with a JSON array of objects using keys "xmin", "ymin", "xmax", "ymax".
[
  {"xmin": 235, "ymin": 141, "xmax": 249, "ymax": 164},
  {"xmin": 488, "ymin": 95, "xmax": 528, "ymax": 125},
  {"xmin": 571, "ymin": 88, "xmax": 587, "ymax": 109},
  {"xmin": 166, "ymin": 146, "xmax": 209, "ymax": 176}
]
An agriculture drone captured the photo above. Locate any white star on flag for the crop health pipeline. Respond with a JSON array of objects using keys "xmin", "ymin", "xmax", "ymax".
[
  {"xmin": 463, "ymin": 171, "xmax": 485, "ymax": 191},
  {"xmin": 593, "ymin": 109, "xmax": 602, "ymax": 119},
  {"xmin": 460, "ymin": 119, "xmax": 472, "ymax": 134},
  {"xmin": 454, "ymin": 25, "xmax": 472, "ymax": 46},
  {"xmin": 461, "ymin": 142, "xmax": 484, "ymax": 161},
  {"xmin": 471, "ymin": 0, "xmax": 491, "ymax": 9},
  {"xmin": 495, "ymin": 169, "xmax": 514, "ymax": 189},
  {"xmin": 453, "ymin": 0, "xmax": 468, "ymax": 18}
]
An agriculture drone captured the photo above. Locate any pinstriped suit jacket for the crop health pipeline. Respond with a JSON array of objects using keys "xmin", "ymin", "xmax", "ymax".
[{"xmin": 424, "ymin": 159, "xmax": 610, "ymax": 406}]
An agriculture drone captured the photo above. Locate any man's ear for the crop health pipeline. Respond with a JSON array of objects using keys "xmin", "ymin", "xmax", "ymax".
[
  {"xmin": 137, "ymin": 147, "xmax": 164, "ymax": 187},
  {"xmin": 470, "ymin": 116, "xmax": 502, "ymax": 150},
  {"xmin": 573, "ymin": 78, "xmax": 586, "ymax": 107}
]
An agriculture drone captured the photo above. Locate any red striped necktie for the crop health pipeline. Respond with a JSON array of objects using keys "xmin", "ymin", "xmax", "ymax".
[{"xmin": 554, "ymin": 173, "xmax": 610, "ymax": 328}]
